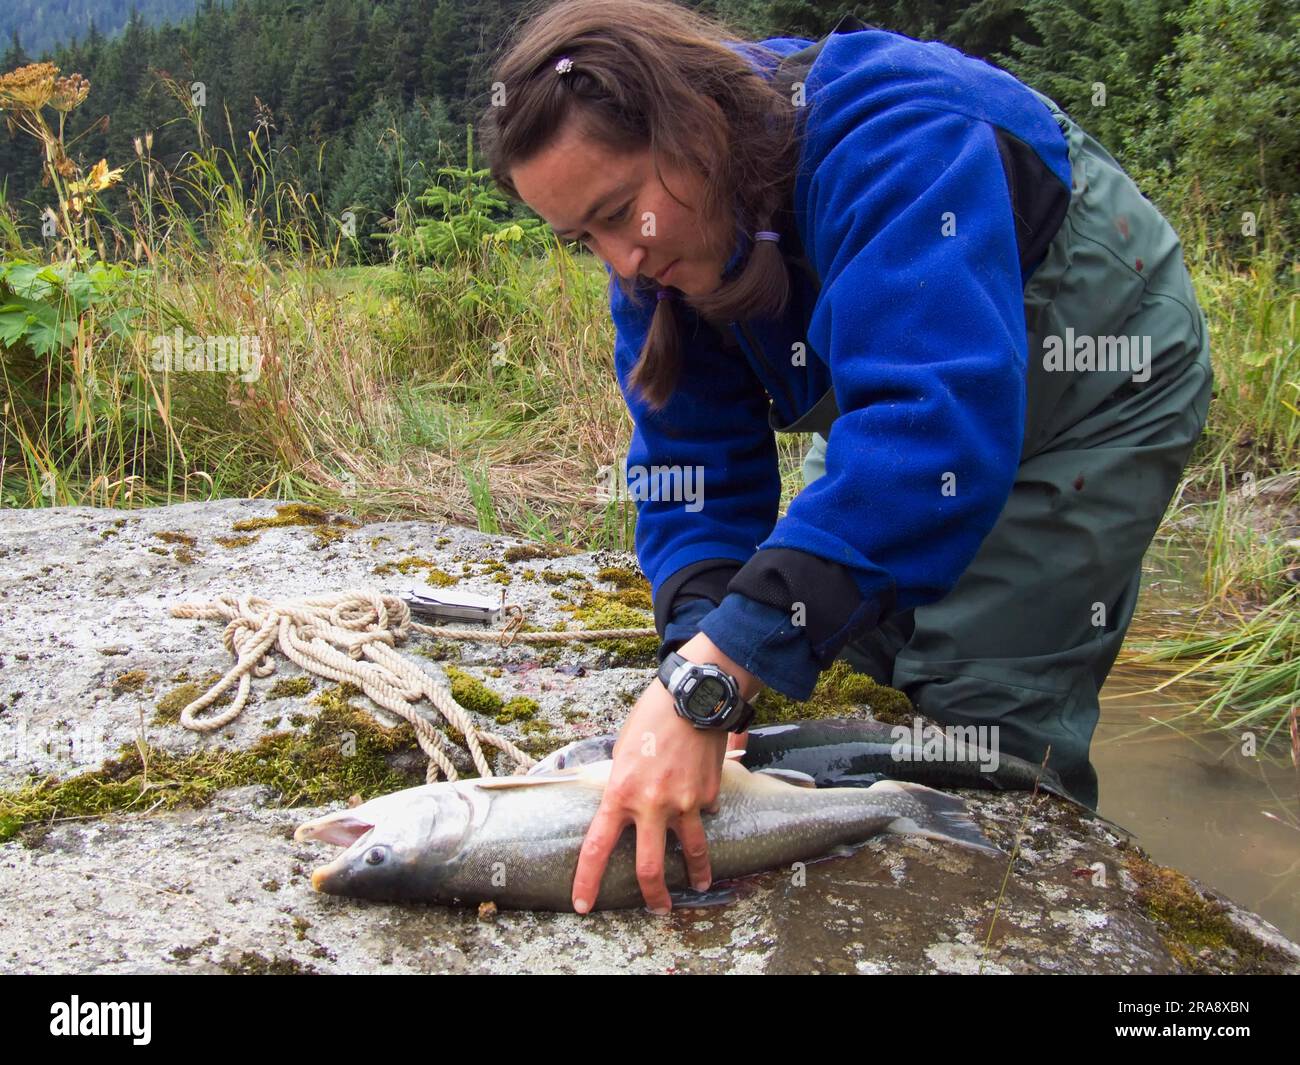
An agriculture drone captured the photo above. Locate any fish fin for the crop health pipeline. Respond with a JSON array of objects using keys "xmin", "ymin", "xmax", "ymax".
[
  {"xmin": 471, "ymin": 769, "xmax": 582, "ymax": 789},
  {"xmin": 668, "ymin": 884, "xmax": 741, "ymax": 908},
  {"xmin": 754, "ymin": 767, "xmax": 817, "ymax": 788},
  {"xmin": 872, "ymin": 780, "xmax": 1004, "ymax": 856}
]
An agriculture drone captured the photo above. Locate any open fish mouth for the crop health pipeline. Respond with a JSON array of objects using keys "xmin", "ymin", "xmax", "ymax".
[
  {"xmin": 295, "ymin": 809, "xmax": 376, "ymax": 846},
  {"xmin": 296, "ymin": 810, "xmax": 379, "ymax": 891}
]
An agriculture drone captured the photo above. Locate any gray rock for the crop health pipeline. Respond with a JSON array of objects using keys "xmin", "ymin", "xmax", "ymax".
[{"xmin": 1, "ymin": 500, "xmax": 1297, "ymax": 974}]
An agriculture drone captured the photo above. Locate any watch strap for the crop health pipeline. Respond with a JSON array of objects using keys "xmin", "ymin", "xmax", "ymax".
[{"xmin": 657, "ymin": 652, "xmax": 754, "ymax": 732}]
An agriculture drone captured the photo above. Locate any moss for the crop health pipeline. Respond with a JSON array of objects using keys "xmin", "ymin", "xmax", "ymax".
[
  {"xmin": 154, "ymin": 531, "xmax": 197, "ymax": 546},
  {"xmin": 111, "ymin": 670, "xmax": 149, "ymax": 695},
  {"xmin": 540, "ymin": 570, "xmax": 575, "ymax": 585},
  {"xmin": 232, "ymin": 503, "xmax": 331, "ymax": 530},
  {"xmin": 310, "ymin": 525, "xmax": 349, "ymax": 550},
  {"xmin": 490, "ymin": 571, "xmax": 512, "ymax": 586},
  {"xmin": 442, "ymin": 666, "xmax": 504, "ymax": 716},
  {"xmin": 502, "ymin": 543, "xmax": 577, "ymax": 562},
  {"xmin": 596, "ymin": 566, "xmax": 649, "ymax": 591},
  {"xmin": 219, "ymin": 951, "xmax": 317, "ymax": 976},
  {"xmin": 751, "ymin": 659, "xmax": 914, "ymax": 726},
  {"xmin": 372, "ymin": 556, "xmax": 454, "ymax": 583},
  {"xmin": 231, "ymin": 503, "xmax": 357, "ymax": 548},
  {"xmin": 214, "ymin": 534, "xmax": 260, "ymax": 549},
  {"xmin": 267, "ymin": 676, "xmax": 314, "ymax": 700},
  {"xmin": 147, "ymin": 545, "xmax": 169, "ymax": 556},
  {"xmin": 153, "ymin": 674, "xmax": 231, "ymax": 724},
  {"xmin": 533, "ymin": 645, "xmax": 566, "ymax": 667},
  {"xmin": 520, "ymin": 718, "xmax": 553, "ymax": 736},
  {"xmin": 416, "ymin": 640, "xmax": 463, "ymax": 662},
  {"xmin": 174, "ymin": 546, "xmax": 198, "ymax": 565},
  {"xmin": 495, "ymin": 696, "xmax": 540, "ymax": 725},
  {"xmin": 609, "ymin": 586, "xmax": 651, "ymax": 610},
  {"xmin": 368, "ymin": 536, "xmax": 391, "ymax": 549},
  {"xmin": 521, "ymin": 569, "xmax": 537, "ymax": 581},
  {"xmin": 99, "ymin": 528, "xmax": 119, "ymax": 539},
  {"xmin": 1123, "ymin": 852, "xmax": 1288, "ymax": 974},
  {"xmin": 435, "ymin": 537, "xmax": 451, "ymax": 547},
  {"xmin": 0, "ymin": 680, "xmax": 427, "ymax": 842},
  {"xmin": 560, "ymin": 593, "xmax": 657, "ymax": 664},
  {"xmin": 170, "ymin": 935, "xmax": 217, "ymax": 962}
]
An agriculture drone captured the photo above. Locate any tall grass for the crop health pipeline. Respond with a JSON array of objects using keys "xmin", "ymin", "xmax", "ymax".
[
  {"xmin": 1129, "ymin": 239, "xmax": 1299, "ymax": 735},
  {"xmin": 0, "ymin": 75, "xmax": 638, "ymax": 547}
]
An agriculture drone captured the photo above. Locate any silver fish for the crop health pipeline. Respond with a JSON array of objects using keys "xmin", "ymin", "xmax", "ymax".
[{"xmin": 296, "ymin": 756, "xmax": 1002, "ymax": 910}]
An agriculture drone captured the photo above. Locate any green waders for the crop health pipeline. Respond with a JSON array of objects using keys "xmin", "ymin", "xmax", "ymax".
[{"xmin": 795, "ymin": 96, "xmax": 1213, "ymax": 809}]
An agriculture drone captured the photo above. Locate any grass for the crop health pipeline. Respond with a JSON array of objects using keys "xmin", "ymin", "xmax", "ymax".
[{"xmin": 1123, "ymin": 244, "xmax": 1300, "ymax": 736}]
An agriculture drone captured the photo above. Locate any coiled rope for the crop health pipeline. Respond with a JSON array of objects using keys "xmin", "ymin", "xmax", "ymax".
[{"xmin": 169, "ymin": 590, "xmax": 655, "ymax": 783}]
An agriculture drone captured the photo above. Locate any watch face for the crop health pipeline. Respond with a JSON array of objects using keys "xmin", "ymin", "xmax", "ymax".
[{"xmin": 686, "ymin": 674, "xmax": 727, "ymax": 718}]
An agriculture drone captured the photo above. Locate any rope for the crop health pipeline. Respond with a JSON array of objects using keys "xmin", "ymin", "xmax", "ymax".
[{"xmin": 168, "ymin": 590, "xmax": 657, "ymax": 782}]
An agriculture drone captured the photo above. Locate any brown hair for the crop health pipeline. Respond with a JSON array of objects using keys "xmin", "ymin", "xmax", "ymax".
[{"xmin": 479, "ymin": 0, "xmax": 802, "ymax": 411}]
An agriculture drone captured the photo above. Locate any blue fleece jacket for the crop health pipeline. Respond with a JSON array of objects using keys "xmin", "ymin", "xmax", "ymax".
[{"xmin": 608, "ymin": 28, "xmax": 1072, "ymax": 700}]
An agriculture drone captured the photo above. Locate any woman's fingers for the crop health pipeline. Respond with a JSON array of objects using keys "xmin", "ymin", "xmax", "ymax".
[
  {"xmin": 571, "ymin": 802, "xmax": 627, "ymax": 914},
  {"xmin": 634, "ymin": 815, "xmax": 673, "ymax": 914},
  {"xmin": 673, "ymin": 810, "xmax": 712, "ymax": 893}
]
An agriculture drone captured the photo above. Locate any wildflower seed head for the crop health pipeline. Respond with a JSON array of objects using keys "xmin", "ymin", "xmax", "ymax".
[
  {"xmin": 0, "ymin": 62, "xmax": 59, "ymax": 112},
  {"xmin": 50, "ymin": 73, "xmax": 90, "ymax": 112}
]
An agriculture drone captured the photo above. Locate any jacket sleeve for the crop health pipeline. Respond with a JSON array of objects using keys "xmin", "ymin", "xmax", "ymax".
[
  {"xmin": 698, "ymin": 105, "xmax": 1031, "ymax": 700},
  {"xmin": 607, "ymin": 272, "xmax": 782, "ymax": 663}
]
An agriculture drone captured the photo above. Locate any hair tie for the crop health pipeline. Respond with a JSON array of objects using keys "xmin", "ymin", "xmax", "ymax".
[
  {"xmin": 656, "ymin": 288, "xmax": 675, "ymax": 301},
  {"xmin": 555, "ymin": 56, "xmax": 574, "ymax": 75},
  {"xmin": 755, "ymin": 231, "xmax": 780, "ymax": 243}
]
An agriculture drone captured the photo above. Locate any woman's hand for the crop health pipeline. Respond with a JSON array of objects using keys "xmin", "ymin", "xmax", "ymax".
[{"xmin": 570, "ymin": 632, "xmax": 761, "ymax": 914}]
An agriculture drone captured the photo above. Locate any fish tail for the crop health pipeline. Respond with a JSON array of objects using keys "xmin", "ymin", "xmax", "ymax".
[{"xmin": 873, "ymin": 780, "xmax": 1004, "ymax": 856}]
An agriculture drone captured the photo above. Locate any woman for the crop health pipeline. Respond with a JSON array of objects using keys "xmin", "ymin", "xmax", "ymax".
[{"xmin": 482, "ymin": 0, "xmax": 1212, "ymax": 914}]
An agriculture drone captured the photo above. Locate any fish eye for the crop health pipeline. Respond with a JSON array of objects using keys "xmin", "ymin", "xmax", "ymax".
[{"xmin": 365, "ymin": 846, "xmax": 387, "ymax": 866}]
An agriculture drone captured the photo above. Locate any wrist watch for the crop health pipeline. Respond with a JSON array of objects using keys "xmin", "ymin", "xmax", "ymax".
[{"xmin": 657, "ymin": 651, "xmax": 755, "ymax": 732}]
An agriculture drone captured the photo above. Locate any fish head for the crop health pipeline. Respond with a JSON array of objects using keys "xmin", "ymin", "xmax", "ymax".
[{"xmin": 296, "ymin": 782, "xmax": 478, "ymax": 900}]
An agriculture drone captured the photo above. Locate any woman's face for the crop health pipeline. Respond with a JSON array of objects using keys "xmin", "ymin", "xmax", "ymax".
[{"xmin": 510, "ymin": 119, "xmax": 733, "ymax": 296}]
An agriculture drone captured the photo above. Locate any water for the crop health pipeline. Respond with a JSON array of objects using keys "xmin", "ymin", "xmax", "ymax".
[{"xmin": 1094, "ymin": 547, "xmax": 1300, "ymax": 941}]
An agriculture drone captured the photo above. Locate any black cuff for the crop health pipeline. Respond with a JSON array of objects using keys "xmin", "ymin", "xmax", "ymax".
[
  {"xmin": 652, "ymin": 557, "xmax": 745, "ymax": 639},
  {"xmin": 725, "ymin": 547, "xmax": 892, "ymax": 665}
]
